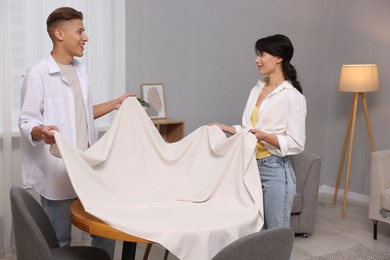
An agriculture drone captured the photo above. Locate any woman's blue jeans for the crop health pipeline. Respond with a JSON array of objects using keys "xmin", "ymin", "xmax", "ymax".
[{"xmin": 257, "ymin": 155, "xmax": 296, "ymax": 229}]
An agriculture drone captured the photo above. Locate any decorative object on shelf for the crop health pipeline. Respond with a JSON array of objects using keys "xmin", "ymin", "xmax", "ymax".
[
  {"xmin": 141, "ymin": 83, "xmax": 166, "ymax": 119},
  {"xmin": 333, "ymin": 64, "xmax": 379, "ymax": 218},
  {"xmin": 137, "ymin": 97, "xmax": 150, "ymax": 108}
]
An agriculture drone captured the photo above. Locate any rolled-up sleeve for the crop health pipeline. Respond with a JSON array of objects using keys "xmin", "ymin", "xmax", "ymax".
[{"xmin": 265, "ymin": 94, "xmax": 306, "ymax": 157}]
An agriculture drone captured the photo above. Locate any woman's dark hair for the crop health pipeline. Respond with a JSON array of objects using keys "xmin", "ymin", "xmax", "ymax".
[{"xmin": 255, "ymin": 34, "xmax": 302, "ymax": 94}]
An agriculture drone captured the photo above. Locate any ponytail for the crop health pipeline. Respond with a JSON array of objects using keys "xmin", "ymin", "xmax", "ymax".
[{"xmin": 282, "ymin": 61, "xmax": 302, "ymax": 94}]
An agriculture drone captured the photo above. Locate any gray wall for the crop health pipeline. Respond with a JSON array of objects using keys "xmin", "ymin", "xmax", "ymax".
[
  {"xmin": 126, "ymin": 0, "xmax": 390, "ymax": 196},
  {"xmin": 325, "ymin": 1, "xmax": 390, "ymax": 195}
]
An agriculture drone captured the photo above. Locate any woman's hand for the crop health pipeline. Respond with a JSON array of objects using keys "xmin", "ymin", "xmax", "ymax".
[
  {"xmin": 208, "ymin": 122, "xmax": 236, "ymax": 135},
  {"xmin": 209, "ymin": 122, "xmax": 226, "ymax": 130},
  {"xmin": 249, "ymin": 129, "xmax": 280, "ymax": 148},
  {"xmin": 249, "ymin": 128, "xmax": 266, "ymax": 141}
]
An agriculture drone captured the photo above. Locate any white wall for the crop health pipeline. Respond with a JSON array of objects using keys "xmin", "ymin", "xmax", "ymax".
[{"xmin": 125, "ymin": 0, "xmax": 390, "ymax": 196}]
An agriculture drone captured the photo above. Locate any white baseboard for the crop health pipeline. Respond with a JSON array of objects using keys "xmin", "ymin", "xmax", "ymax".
[{"xmin": 319, "ymin": 185, "xmax": 369, "ymax": 205}]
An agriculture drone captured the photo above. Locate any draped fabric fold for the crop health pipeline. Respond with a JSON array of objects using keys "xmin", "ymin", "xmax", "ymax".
[{"xmin": 54, "ymin": 97, "xmax": 264, "ymax": 260}]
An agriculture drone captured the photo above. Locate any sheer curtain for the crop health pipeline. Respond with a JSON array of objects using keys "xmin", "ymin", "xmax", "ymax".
[
  {"xmin": 1, "ymin": 0, "xmax": 13, "ymax": 256},
  {"xmin": 1, "ymin": 0, "xmax": 125, "ymax": 256}
]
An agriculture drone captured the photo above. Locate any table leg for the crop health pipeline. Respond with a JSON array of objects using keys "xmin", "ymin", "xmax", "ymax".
[
  {"xmin": 164, "ymin": 249, "xmax": 169, "ymax": 260},
  {"xmin": 122, "ymin": 242, "xmax": 137, "ymax": 260},
  {"xmin": 143, "ymin": 244, "xmax": 152, "ymax": 260}
]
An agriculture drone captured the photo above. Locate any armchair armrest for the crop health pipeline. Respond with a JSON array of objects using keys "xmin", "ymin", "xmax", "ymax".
[
  {"xmin": 291, "ymin": 150, "xmax": 321, "ymax": 196},
  {"xmin": 290, "ymin": 150, "xmax": 321, "ymax": 235},
  {"xmin": 369, "ymin": 149, "xmax": 390, "ymax": 221}
]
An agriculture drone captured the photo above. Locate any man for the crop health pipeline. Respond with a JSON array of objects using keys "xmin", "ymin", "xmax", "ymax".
[{"xmin": 18, "ymin": 7, "xmax": 132, "ymax": 258}]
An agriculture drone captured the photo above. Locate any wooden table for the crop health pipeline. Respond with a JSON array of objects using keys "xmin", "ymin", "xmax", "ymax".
[
  {"xmin": 70, "ymin": 199, "xmax": 157, "ymax": 260},
  {"xmin": 152, "ymin": 118, "xmax": 184, "ymax": 143}
]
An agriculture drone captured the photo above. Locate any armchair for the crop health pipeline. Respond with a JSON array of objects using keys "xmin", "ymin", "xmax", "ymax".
[
  {"xmin": 290, "ymin": 150, "xmax": 321, "ymax": 237},
  {"xmin": 10, "ymin": 186, "xmax": 110, "ymax": 260},
  {"xmin": 369, "ymin": 149, "xmax": 390, "ymax": 240},
  {"xmin": 211, "ymin": 227, "xmax": 294, "ymax": 260}
]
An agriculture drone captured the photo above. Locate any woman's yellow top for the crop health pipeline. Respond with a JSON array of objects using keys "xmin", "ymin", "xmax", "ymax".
[{"xmin": 251, "ymin": 106, "xmax": 272, "ymax": 159}]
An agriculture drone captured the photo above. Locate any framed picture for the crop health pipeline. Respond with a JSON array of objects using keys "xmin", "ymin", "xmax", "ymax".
[{"xmin": 141, "ymin": 83, "xmax": 167, "ymax": 119}]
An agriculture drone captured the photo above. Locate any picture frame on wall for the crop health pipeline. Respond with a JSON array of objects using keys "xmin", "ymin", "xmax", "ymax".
[{"xmin": 141, "ymin": 83, "xmax": 167, "ymax": 119}]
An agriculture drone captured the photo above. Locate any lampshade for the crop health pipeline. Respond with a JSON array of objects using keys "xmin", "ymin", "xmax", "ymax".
[{"xmin": 338, "ymin": 64, "xmax": 379, "ymax": 92}]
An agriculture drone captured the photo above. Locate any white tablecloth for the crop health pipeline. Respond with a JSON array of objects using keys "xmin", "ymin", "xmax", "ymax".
[{"xmin": 54, "ymin": 97, "xmax": 264, "ymax": 260}]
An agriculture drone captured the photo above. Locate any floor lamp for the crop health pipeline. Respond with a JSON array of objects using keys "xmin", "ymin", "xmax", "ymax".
[{"xmin": 332, "ymin": 64, "xmax": 379, "ymax": 218}]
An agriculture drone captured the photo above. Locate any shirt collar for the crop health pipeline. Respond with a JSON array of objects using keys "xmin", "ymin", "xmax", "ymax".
[
  {"xmin": 274, "ymin": 80, "xmax": 293, "ymax": 93},
  {"xmin": 46, "ymin": 55, "xmax": 82, "ymax": 74},
  {"xmin": 46, "ymin": 55, "xmax": 61, "ymax": 74},
  {"xmin": 257, "ymin": 79, "xmax": 293, "ymax": 93}
]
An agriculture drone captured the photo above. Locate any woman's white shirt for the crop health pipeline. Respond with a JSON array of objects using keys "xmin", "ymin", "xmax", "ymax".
[{"xmin": 233, "ymin": 80, "xmax": 306, "ymax": 157}]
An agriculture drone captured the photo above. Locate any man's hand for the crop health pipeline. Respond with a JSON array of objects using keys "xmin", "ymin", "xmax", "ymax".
[
  {"xmin": 32, "ymin": 125, "xmax": 59, "ymax": 144},
  {"xmin": 113, "ymin": 93, "xmax": 136, "ymax": 110},
  {"xmin": 94, "ymin": 93, "xmax": 136, "ymax": 119}
]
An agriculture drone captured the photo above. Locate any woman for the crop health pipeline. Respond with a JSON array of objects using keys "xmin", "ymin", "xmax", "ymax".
[{"xmin": 210, "ymin": 34, "xmax": 306, "ymax": 229}]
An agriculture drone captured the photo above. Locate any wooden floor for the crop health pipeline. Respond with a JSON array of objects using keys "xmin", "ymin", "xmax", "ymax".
[
  {"xmin": 293, "ymin": 193, "xmax": 390, "ymax": 259},
  {"xmin": 2, "ymin": 193, "xmax": 390, "ymax": 260}
]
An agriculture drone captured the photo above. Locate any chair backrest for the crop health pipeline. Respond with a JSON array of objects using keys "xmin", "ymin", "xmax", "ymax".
[
  {"xmin": 212, "ymin": 227, "xmax": 294, "ymax": 260},
  {"xmin": 10, "ymin": 186, "xmax": 59, "ymax": 260}
]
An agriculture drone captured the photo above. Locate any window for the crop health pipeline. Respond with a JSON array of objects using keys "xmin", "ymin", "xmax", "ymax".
[{"xmin": 7, "ymin": 0, "xmax": 126, "ymax": 132}]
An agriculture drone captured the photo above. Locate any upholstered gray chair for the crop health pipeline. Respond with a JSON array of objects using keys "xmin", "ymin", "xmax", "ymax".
[
  {"xmin": 369, "ymin": 150, "xmax": 390, "ymax": 240},
  {"xmin": 290, "ymin": 150, "xmax": 321, "ymax": 237},
  {"xmin": 10, "ymin": 186, "xmax": 110, "ymax": 260},
  {"xmin": 211, "ymin": 227, "xmax": 294, "ymax": 260}
]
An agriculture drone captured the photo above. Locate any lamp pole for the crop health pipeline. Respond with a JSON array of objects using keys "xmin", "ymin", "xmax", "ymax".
[{"xmin": 333, "ymin": 92, "xmax": 376, "ymax": 218}]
